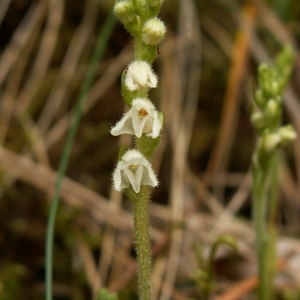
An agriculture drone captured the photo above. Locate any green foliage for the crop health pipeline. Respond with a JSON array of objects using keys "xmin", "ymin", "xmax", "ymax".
[
  {"xmin": 45, "ymin": 11, "xmax": 117, "ymax": 300},
  {"xmin": 282, "ymin": 288, "xmax": 300, "ymax": 300},
  {"xmin": 251, "ymin": 45, "xmax": 296, "ymax": 300},
  {"xmin": 0, "ymin": 264, "xmax": 27, "ymax": 300},
  {"xmin": 98, "ymin": 288, "xmax": 119, "ymax": 300},
  {"xmin": 252, "ymin": 46, "xmax": 296, "ymax": 168},
  {"xmin": 193, "ymin": 235, "xmax": 238, "ymax": 298},
  {"xmin": 135, "ymin": 134, "xmax": 161, "ymax": 158}
]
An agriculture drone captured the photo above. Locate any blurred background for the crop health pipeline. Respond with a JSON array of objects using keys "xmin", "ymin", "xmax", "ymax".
[{"xmin": 0, "ymin": 0, "xmax": 300, "ymax": 299}]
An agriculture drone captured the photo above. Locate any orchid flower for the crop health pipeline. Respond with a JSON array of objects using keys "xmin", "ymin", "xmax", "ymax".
[
  {"xmin": 125, "ymin": 60, "xmax": 158, "ymax": 91},
  {"xmin": 111, "ymin": 98, "xmax": 162, "ymax": 138},
  {"xmin": 113, "ymin": 149, "xmax": 158, "ymax": 193}
]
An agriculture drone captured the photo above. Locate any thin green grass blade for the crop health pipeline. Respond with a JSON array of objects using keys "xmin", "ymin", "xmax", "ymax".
[{"xmin": 45, "ymin": 11, "xmax": 116, "ymax": 300}]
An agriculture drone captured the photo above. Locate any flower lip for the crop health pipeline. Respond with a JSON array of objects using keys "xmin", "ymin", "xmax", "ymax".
[
  {"xmin": 125, "ymin": 60, "xmax": 158, "ymax": 91},
  {"xmin": 113, "ymin": 149, "xmax": 158, "ymax": 193},
  {"xmin": 138, "ymin": 108, "xmax": 148, "ymax": 118},
  {"xmin": 110, "ymin": 98, "xmax": 162, "ymax": 138}
]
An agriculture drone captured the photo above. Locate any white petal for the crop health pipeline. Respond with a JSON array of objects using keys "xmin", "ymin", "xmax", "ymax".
[
  {"xmin": 134, "ymin": 65, "xmax": 148, "ymax": 86},
  {"xmin": 147, "ymin": 70, "xmax": 158, "ymax": 88},
  {"xmin": 112, "ymin": 161, "xmax": 124, "ymax": 191},
  {"xmin": 111, "ymin": 111, "xmax": 134, "ymax": 136},
  {"xmin": 124, "ymin": 168, "xmax": 138, "ymax": 192},
  {"xmin": 142, "ymin": 116, "xmax": 154, "ymax": 134},
  {"xmin": 122, "ymin": 149, "xmax": 143, "ymax": 162},
  {"xmin": 133, "ymin": 165, "xmax": 144, "ymax": 193},
  {"xmin": 131, "ymin": 111, "xmax": 142, "ymax": 137},
  {"xmin": 138, "ymin": 157, "xmax": 158, "ymax": 187},
  {"xmin": 132, "ymin": 98, "xmax": 155, "ymax": 112},
  {"xmin": 147, "ymin": 112, "xmax": 162, "ymax": 138},
  {"xmin": 132, "ymin": 98, "xmax": 162, "ymax": 137},
  {"xmin": 141, "ymin": 165, "xmax": 158, "ymax": 187},
  {"xmin": 120, "ymin": 175, "xmax": 131, "ymax": 190},
  {"xmin": 125, "ymin": 73, "xmax": 138, "ymax": 91},
  {"xmin": 131, "ymin": 111, "xmax": 148, "ymax": 137}
]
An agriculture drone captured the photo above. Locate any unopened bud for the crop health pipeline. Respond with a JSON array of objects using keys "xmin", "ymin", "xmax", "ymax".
[
  {"xmin": 278, "ymin": 125, "xmax": 297, "ymax": 144},
  {"xmin": 251, "ymin": 111, "xmax": 265, "ymax": 129},
  {"xmin": 142, "ymin": 18, "xmax": 166, "ymax": 46},
  {"xmin": 265, "ymin": 99, "xmax": 279, "ymax": 119},
  {"xmin": 254, "ymin": 89, "xmax": 266, "ymax": 108},
  {"xmin": 264, "ymin": 132, "xmax": 281, "ymax": 153},
  {"xmin": 113, "ymin": 1, "xmax": 135, "ymax": 24}
]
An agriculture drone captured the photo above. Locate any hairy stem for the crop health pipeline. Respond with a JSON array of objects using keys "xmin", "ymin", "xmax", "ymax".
[{"xmin": 131, "ymin": 186, "xmax": 152, "ymax": 300}]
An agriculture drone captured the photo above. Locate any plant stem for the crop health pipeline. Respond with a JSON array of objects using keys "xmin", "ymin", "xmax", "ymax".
[
  {"xmin": 253, "ymin": 154, "xmax": 277, "ymax": 300},
  {"xmin": 251, "ymin": 45, "xmax": 295, "ymax": 300},
  {"xmin": 131, "ymin": 186, "xmax": 152, "ymax": 300}
]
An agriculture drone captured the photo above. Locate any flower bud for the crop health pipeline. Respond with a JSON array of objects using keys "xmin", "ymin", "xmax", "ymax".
[
  {"xmin": 251, "ymin": 111, "xmax": 265, "ymax": 129},
  {"xmin": 265, "ymin": 99, "xmax": 279, "ymax": 119},
  {"xmin": 113, "ymin": 1, "xmax": 135, "ymax": 24},
  {"xmin": 142, "ymin": 18, "xmax": 166, "ymax": 46},
  {"xmin": 278, "ymin": 125, "xmax": 297, "ymax": 144},
  {"xmin": 263, "ymin": 132, "xmax": 281, "ymax": 153},
  {"xmin": 254, "ymin": 89, "xmax": 266, "ymax": 108}
]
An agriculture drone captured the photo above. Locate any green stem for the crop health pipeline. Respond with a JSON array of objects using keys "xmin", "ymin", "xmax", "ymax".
[
  {"xmin": 253, "ymin": 172, "xmax": 269, "ymax": 299},
  {"xmin": 45, "ymin": 12, "xmax": 116, "ymax": 300},
  {"xmin": 131, "ymin": 186, "xmax": 152, "ymax": 300},
  {"xmin": 134, "ymin": 36, "xmax": 156, "ymax": 63},
  {"xmin": 251, "ymin": 45, "xmax": 294, "ymax": 300},
  {"xmin": 253, "ymin": 154, "xmax": 277, "ymax": 300},
  {"xmin": 135, "ymin": 36, "xmax": 144, "ymax": 59}
]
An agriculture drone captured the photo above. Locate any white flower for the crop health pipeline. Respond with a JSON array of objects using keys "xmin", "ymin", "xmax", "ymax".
[
  {"xmin": 113, "ymin": 149, "xmax": 158, "ymax": 193},
  {"xmin": 125, "ymin": 60, "xmax": 158, "ymax": 91},
  {"xmin": 111, "ymin": 98, "xmax": 162, "ymax": 138}
]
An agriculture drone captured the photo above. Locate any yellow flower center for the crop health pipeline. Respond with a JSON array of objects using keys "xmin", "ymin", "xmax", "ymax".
[
  {"xmin": 129, "ymin": 164, "xmax": 138, "ymax": 171},
  {"xmin": 138, "ymin": 108, "xmax": 148, "ymax": 119}
]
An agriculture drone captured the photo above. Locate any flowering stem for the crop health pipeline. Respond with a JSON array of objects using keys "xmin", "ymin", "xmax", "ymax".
[
  {"xmin": 112, "ymin": 1, "xmax": 166, "ymax": 298},
  {"xmin": 251, "ymin": 46, "xmax": 295, "ymax": 299},
  {"xmin": 130, "ymin": 186, "xmax": 152, "ymax": 300},
  {"xmin": 253, "ymin": 154, "xmax": 277, "ymax": 300}
]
